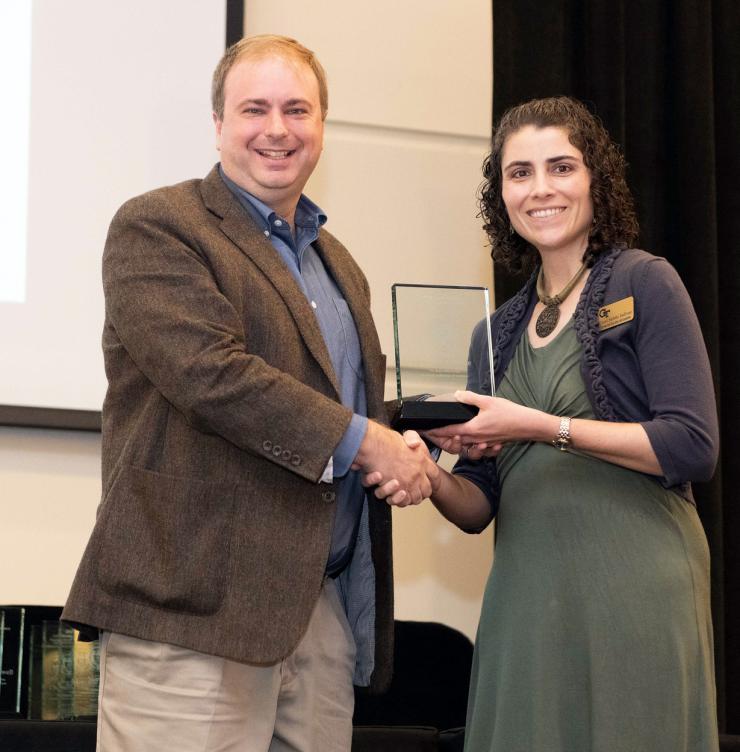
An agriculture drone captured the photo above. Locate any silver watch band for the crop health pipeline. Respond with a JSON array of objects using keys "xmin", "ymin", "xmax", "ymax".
[{"xmin": 553, "ymin": 416, "xmax": 572, "ymax": 451}]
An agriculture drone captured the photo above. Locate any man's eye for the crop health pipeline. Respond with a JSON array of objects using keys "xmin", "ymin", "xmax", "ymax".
[
  {"xmin": 287, "ymin": 108, "xmax": 307, "ymax": 115},
  {"xmin": 244, "ymin": 108, "xmax": 264, "ymax": 115}
]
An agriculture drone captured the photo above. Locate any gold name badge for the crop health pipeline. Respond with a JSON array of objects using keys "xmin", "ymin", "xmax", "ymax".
[{"xmin": 597, "ymin": 296, "xmax": 634, "ymax": 331}]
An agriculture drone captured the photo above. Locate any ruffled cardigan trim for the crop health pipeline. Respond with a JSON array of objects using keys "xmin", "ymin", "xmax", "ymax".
[{"xmin": 492, "ymin": 247, "xmax": 622, "ymax": 421}]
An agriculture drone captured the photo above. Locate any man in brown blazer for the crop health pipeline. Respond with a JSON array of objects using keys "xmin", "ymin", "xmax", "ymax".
[{"xmin": 62, "ymin": 34, "xmax": 435, "ymax": 752}]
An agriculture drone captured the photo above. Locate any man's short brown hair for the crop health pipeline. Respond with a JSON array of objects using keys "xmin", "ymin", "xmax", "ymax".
[{"xmin": 211, "ymin": 34, "xmax": 328, "ymax": 121}]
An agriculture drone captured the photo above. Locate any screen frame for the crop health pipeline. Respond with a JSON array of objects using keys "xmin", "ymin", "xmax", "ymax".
[{"xmin": 0, "ymin": 0, "xmax": 242, "ymax": 432}]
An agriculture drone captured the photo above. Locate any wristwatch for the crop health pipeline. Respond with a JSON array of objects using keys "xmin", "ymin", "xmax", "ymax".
[{"xmin": 552, "ymin": 416, "xmax": 572, "ymax": 451}]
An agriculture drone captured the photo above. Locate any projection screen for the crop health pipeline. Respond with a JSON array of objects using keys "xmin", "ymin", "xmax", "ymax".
[{"xmin": 0, "ymin": 0, "xmax": 240, "ymax": 429}]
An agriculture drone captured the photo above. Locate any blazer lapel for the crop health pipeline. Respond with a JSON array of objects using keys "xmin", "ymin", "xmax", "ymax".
[{"xmin": 200, "ymin": 168, "xmax": 341, "ymax": 398}]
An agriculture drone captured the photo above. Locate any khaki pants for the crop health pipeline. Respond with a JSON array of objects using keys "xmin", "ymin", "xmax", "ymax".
[{"xmin": 96, "ymin": 579, "xmax": 356, "ymax": 752}]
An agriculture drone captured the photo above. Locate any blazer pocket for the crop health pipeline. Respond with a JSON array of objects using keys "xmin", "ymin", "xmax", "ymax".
[{"xmin": 96, "ymin": 465, "xmax": 236, "ymax": 615}]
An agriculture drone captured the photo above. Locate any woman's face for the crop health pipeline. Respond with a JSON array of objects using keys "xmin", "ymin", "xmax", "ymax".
[{"xmin": 501, "ymin": 125, "xmax": 593, "ymax": 260}]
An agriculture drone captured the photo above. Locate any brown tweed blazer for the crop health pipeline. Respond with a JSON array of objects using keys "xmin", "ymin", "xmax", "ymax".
[{"xmin": 62, "ymin": 166, "xmax": 393, "ymax": 690}]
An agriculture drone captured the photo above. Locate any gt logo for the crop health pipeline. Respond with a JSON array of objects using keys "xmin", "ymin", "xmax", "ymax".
[{"xmin": 597, "ymin": 297, "xmax": 634, "ymax": 330}]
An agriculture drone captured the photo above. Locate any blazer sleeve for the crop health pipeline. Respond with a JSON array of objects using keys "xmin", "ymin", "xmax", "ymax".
[
  {"xmin": 102, "ymin": 193, "xmax": 353, "ymax": 483},
  {"xmin": 633, "ymin": 258, "xmax": 719, "ymax": 485}
]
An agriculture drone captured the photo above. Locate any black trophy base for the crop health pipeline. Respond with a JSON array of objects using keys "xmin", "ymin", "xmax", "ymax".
[{"xmin": 391, "ymin": 400, "xmax": 479, "ymax": 431}]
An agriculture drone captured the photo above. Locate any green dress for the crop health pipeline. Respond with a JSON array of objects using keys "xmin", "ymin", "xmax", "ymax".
[{"xmin": 464, "ymin": 323, "xmax": 718, "ymax": 752}]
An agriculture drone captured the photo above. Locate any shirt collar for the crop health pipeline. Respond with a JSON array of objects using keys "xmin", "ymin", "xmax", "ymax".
[{"xmin": 219, "ymin": 164, "xmax": 327, "ymax": 235}]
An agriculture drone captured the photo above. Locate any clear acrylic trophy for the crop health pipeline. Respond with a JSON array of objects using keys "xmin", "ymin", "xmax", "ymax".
[{"xmin": 390, "ymin": 283, "xmax": 495, "ymax": 431}]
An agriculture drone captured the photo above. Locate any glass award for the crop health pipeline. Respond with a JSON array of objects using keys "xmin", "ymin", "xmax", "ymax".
[
  {"xmin": 0, "ymin": 604, "xmax": 65, "ymax": 720},
  {"xmin": 391, "ymin": 283, "xmax": 495, "ymax": 431},
  {"xmin": 27, "ymin": 620, "xmax": 100, "ymax": 721}
]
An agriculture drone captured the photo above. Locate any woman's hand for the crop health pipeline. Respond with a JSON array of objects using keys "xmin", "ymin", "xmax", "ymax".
[{"xmin": 423, "ymin": 391, "xmax": 547, "ymax": 456}]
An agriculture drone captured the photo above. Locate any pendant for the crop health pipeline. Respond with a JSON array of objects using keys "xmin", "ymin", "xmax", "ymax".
[{"xmin": 535, "ymin": 304, "xmax": 560, "ymax": 337}]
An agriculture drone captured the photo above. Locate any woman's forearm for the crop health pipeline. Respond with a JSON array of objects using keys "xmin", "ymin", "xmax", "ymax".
[
  {"xmin": 429, "ymin": 469, "xmax": 494, "ymax": 531},
  {"xmin": 427, "ymin": 395, "xmax": 664, "ymax": 477},
  {"xmin": 524, "ymin": 410, "xmax": 663, "ymax": 476},
  {"xmin": 569, "ymin": 419, "xmax": 662, "ymax": 475}
]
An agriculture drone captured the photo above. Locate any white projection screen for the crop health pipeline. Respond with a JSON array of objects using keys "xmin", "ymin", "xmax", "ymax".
[{"xmin": 0, "ymin": 0, "xmax": 240, "ymax": 429}]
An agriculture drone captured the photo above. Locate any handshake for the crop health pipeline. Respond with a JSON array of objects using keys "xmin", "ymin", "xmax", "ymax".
[
  {"xmin": 351, "ymin": 391, "xmax": 506, "ymax": 506},
  {"xmin": 352, "ymin": 421, "xmax": 441, "ymax": 507}
]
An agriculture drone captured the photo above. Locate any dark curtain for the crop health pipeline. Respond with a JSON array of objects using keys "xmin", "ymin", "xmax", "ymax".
[
  {"xmin": 225, "ymin": 0, "xmax": 244, "ymax": 46},
  {"xmin": 492, "ymin": 0, "xmax": 740, "ymax": 732}
]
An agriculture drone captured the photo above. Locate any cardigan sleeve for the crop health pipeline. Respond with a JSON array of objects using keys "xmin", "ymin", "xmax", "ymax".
[
  {"xmin": 632, "ymin": 258, "xmax": 719, "ymax": 485},
  {"xmin": 451, "ymin": 315, "xmax": 500, "ymax": 525}
]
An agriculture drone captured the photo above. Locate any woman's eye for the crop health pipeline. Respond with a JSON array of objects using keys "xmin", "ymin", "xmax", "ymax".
[
  {"xmin": 511, "ymin": 169, "xmax": 529, "ymax": 179},
  {"xmin": 553, "ymin": 163, "xmax": 572, "ymax": 174}
]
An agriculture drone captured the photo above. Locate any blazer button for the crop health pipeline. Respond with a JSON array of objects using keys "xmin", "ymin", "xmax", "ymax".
[
  {"xmin": 322, "ymin": 491, "xmax": 336, "ymax": 503},
  {"xmin": 263, "ymin": 440, "xmax": 272, "ymax": 452},
  {"xmin": 291, "ymin": 454, "xmax": 301, "ymax": 466},
  {"xmin": 281, "ymin": 449, "xmax": 292, "ymax": 461},
  {"xmin": 272, "ymin": 445, "xmax": 282, "ymax": 457}
]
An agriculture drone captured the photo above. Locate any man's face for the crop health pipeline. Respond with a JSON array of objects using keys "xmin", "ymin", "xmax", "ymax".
[{"xmin": 214, "ymin": 55, "xmax": 324, "ymax": 215}]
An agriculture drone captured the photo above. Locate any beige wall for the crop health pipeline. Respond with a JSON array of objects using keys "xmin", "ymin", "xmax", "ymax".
[
  {"xmin": 0, "ymin": 427, "xmax": 100, "ymax": 604},
  {"xmin": 0, "ymin": 1, "xmax": 494, "ymax": 643}
]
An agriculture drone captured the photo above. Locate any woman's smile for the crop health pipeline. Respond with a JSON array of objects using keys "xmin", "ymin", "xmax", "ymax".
[{"xmin": 527, "ymin": 206, "xmax": 566, "ymax": 218}]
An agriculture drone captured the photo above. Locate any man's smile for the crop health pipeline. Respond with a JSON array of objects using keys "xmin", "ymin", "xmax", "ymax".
[{"xmin": 255, "ymin": 148, "xmax": 296, "ymax": 159}]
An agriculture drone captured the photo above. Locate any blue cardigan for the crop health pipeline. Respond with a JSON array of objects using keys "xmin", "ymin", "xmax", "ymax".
[{"xmin": 454, "ymin": 247, "xmax": 719, "ymax": 517}]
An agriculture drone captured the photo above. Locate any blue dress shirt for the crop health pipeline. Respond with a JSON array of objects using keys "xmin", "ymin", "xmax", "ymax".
[{"xmin": 220, "ymin": 167, "xmax": 369, "ymax": 575}]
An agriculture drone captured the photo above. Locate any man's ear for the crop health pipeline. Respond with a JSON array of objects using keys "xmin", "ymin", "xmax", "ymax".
[{"xmin": 213, "ymin": 113, "xmax": 222, "ymax": 150}]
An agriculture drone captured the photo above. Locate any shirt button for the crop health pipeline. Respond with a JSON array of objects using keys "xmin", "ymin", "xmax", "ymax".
[
  {"xmin": 263, "ymin": 230, "xmax": 270, "ymax": 237},
  {"xmin": 274, "ymin": 219, "xmax": 283, "ymax": 226},
  {"xmin": 322, "ymin": 491, "xmax": 336, "ymax": 503},
  {"xmin": 311, "ymin": 301, "xmax": 317, "ymax": 309}
]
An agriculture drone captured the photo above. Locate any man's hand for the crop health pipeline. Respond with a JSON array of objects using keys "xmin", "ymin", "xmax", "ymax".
[{"xmin": 353, "ymin": 423, "xmax": 438, "ymax": 507}]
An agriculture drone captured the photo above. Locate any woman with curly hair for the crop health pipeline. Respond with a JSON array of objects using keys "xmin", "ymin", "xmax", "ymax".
[{"xmin": 367, "ymin": 97, "xmax": 719, "ymax": 750}]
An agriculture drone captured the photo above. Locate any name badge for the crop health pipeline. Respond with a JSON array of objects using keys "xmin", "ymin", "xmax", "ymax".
[{"xmin": 597, "ymin": 296, "xmax": 634, "ymax": 331}]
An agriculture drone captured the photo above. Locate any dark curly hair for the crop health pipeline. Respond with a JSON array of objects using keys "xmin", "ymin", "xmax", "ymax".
[{"xmin": 480, "ymin": 96, "xmax": 639, "ymax": 274}]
